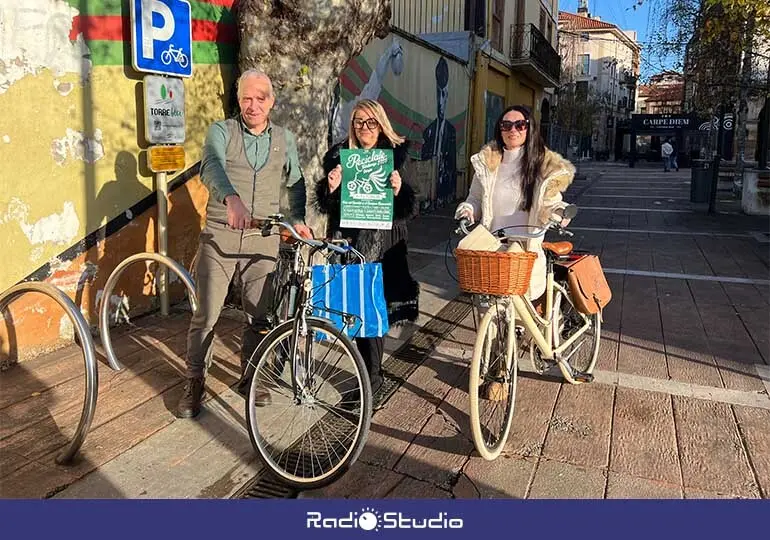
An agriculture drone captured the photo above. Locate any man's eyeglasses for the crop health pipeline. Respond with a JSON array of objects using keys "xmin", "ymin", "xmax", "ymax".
[
  {"xmin": 353, "ymin": 118, "xmax": 379, "ymax": 130},
  {"xmin": 500, "ymin": 119, "xmax": 529, "ymax": 133}
]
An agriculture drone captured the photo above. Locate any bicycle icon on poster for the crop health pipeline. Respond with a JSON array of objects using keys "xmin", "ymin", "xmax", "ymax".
[{"xmin": 160, "ymin": 44, "xmax": 189, "ymax": 68}]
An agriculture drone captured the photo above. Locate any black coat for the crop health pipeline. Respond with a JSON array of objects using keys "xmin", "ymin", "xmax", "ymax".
[{"xmin": 314, "ymin": 136, "xmax": 419, "ymax": 326}]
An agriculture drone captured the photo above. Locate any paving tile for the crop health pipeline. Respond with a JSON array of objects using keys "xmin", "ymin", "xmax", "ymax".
[
  {"xmin": 606, "ymin": 472, "xmax": 682, "ymax": 499},
  {"xmin": 672, "ymin": 396, "xmax": 759, "ymax": 497},
  {"xmin": 0, "ymin": 459, "xmax": 79, "ymax": 498},
  {"xmin": 722, "ymin": 284, "xmax": 770, "ymax": 308},
  {"xmin": 395, "ymin": 408, "xmax": 473, "ymax": 488},
  {"xmin": 542, "ymin": 383, "xmax": 614, "ymax": 469},
  {"xmin": 610, "ymin": 387, "xmax": 680, "ymax": 484},
  {"xmin": 617, "ymin": 334, "xmax": 668, "ymax": 380},
  {"xmin": 733, "ymin": 406, "xmax": 770, "ymax": 498},
  {"xmin": 454, "ymin": 455, "xmax": 535, "ymax": 499},
  {"xmin": 385, "ymin": 476, "xmax": 453, "ymax": 498},
  {"xmin": 708, "ymin": 340, "xmax": 766, "ymax": 393},
  {"xmin": 359, "ymin": 390, "xmax": 435, "ymax": 470},
  {"xmin": 683, "ymin": 488, "xmax": 756, "ymax": 499},
  {"xmin": 312, "ymin": 461, "xmax": 405, "ymax": 499},
  {"xmin": 688, "ymin": 281, "xmax": 730, "ymax": 306},
  {"xmin": 503, "ymin": 376, "xmax": 560, "ymax": 458},
  {"xmin": 663, "ymin": 335, "xmax": 723, "ymax": 388},
  {"xmin": 528, "ymin": 459, "xmax": 606, "ymax": 499}
]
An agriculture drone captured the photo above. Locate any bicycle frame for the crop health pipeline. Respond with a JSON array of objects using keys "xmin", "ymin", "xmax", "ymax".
[
  {"xmin": 245, "ymin": 216, "xmax": 363, "ymax": 402},
  {"xmin": 461, "ymin": 216, "xmax": 593, "ymax": 384}
]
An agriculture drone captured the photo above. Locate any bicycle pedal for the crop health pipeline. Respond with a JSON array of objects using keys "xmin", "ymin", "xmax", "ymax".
[{"xmin": 573, "ymin": 371, "xmax": 594, "ymax": 383}]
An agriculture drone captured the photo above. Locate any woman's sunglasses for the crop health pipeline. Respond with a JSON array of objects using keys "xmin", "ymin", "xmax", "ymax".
[{"xmin": 500, "ymin": 119, "xmax": 529, "ymax": 132}]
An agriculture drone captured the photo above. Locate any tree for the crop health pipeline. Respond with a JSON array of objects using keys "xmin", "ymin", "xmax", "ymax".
[
  {"xmin": 643, "ymin": 0, "xmax": 770, "ymax": 176},
  {"xmin": 237, "ymin": 0, "xmax": 392, "ymax": 230}
]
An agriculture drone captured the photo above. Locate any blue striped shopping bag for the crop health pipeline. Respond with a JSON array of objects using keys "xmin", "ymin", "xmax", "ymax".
[{"xmin": 309, "ymin": 263, "xmax": 390, "ymax": 339}]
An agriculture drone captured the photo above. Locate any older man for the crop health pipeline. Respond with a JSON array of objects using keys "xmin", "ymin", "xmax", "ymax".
[{"xmin": 179, "ymin": 69, "xmax": 311, "ymax": 418}]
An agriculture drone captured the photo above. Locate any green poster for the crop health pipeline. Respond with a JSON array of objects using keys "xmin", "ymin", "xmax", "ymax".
[{"xmin": 340, "ymin": 148, "xmax": 394, "ymax": 230}]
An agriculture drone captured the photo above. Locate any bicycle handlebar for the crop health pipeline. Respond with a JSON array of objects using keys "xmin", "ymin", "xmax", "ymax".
[
  {"xmin": 247, "ymin": 215, "xmax": 354, "ymax": 256},
  {"xmin": 454, "ymin": 205, "xmax": 577, "ymax": 239}
]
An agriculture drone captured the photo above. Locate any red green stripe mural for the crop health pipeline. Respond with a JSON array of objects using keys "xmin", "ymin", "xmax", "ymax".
[
  {"xmin": 339, "ymin": 55, "xmax": 467, "ymax": 157},
  {"xmin": 66, "ymin": 0, "xmax": 237, "ymax": 66}
]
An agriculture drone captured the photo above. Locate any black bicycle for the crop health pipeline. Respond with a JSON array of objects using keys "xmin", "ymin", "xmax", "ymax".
[{"xmin": 241, "ymin": 214, "xmax": 373, "ymax": 489}]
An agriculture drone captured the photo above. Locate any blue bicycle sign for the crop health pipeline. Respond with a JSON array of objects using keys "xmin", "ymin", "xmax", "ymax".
[{"xmin": 130, "ymin": 0, "xmax": 193, "ymax": 77}]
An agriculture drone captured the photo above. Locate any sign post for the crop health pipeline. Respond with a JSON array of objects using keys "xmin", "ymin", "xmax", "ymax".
[{"xmin": 131, "ymin": 0, "xmax": 192, "ymax": 315}]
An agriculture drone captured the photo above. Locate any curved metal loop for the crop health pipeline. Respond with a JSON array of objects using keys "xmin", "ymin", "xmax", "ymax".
[
  {"xmin": 0, "ymin": 282, "xmax": 99, "ymax": 464},
  {"xmin": 99, "ymin": 252, "xmax": 198, "ymax": 372}
]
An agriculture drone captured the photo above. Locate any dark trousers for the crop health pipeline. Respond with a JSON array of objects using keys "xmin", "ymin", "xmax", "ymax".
[{"xmin": 355, "ymin": 336, "xmax": 384, "ymax": 392}]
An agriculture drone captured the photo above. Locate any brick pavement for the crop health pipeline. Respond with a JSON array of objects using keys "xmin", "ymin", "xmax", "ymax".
[{"xmin": 1, "ymin": 162, "xmax": 768, "ymax": 499}]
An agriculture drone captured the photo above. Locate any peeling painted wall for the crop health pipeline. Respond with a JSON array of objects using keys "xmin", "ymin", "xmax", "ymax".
[{"xmin": 0, "ymin": 0, "xmax": 237, "ymax": 362}]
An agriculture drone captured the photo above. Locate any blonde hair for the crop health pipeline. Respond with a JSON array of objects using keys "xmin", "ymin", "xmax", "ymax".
[{"xmin": 348, "ymin": 99, "xmax": 406, "ymax": 148}]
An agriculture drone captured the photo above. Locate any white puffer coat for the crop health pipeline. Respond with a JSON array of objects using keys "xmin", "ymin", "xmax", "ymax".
[{"xmin": 456, "ymin": 142, "xmax": 576, "ymax": 299}]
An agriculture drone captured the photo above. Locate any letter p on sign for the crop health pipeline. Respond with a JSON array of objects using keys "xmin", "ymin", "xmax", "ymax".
[{"xmin": 131, "ymin": 0, "xmax": 193, "ymax": 77}]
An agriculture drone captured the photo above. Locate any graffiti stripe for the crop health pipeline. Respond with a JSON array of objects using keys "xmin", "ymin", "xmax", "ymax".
[
  {"xmin": 69, "ymin": 15, "xmax": 124, "ymax": 41},
  {"xmin": 339, "ymin": 67, "xmax": 466, "ymax": 143},
  {"xmin": 66, "ymin": 0, "xmax": 235, "ymax": 16},
  {"xmin": 346, "ymin": 58, "xmax": 369, "ymax": 89},
  {"xmin": 65, "ymin": 0, "xmax": 122, "ymax": 16},
  {"xmin": 70, "ymin": 15, "xmax": 235, "ymax": 43},
  {"xmin": 191, "ymin": 1, "xmax": 235, "ymax": 23},
  {"xmin": 81, "ymin": 40, "xmax": 235, "ymax": 65}
]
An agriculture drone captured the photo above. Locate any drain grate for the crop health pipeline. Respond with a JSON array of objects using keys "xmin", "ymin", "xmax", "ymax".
[
  {"xmin": 234, "ymin": 471, "xmax": 298, "ymax": 499},
  {"xmin": 232, "ymin": 294, "xmax": 473, "ymax": 499}
]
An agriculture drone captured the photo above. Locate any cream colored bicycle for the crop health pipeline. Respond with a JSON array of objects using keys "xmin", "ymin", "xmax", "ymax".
[{"xmin": 455, "ymin": 205, "xmax": 601, "ymax": 461}]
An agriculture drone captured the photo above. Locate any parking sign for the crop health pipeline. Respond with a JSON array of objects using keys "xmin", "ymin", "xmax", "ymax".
[{"xmin": 130, "ymin": 0, "xmax": 193, "ymax": 78}]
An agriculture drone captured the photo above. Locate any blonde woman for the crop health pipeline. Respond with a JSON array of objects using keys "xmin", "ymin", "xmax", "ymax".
[{"xmin": 314, "ymin": 99, "xmax": 419, "ymax": 397}]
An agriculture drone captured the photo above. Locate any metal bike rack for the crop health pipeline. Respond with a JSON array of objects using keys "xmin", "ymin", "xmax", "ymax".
[
  {"xmin": 0, "ymin": 282, "xmax": 99, "ymax": 464},
  {"xmin": 99, "ymin": 252, "xmax": 198, "ymax": 371}
]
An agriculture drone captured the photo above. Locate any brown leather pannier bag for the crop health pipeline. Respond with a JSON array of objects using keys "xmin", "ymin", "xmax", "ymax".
[{"xmin": 558, "ymin": 255, "xmax": 612, "ymax": 315}]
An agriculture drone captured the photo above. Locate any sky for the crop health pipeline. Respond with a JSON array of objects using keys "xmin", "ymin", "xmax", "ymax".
[{"xmin": 558, "ymin": 0, "xmax": 682, "ymax": 81}]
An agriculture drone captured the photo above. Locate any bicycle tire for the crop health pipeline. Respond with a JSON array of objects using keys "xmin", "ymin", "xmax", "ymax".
[
  {"xmin": 469, "ymin": 302, "xmax": 517, "ymax": 461},
  {"xmin": 245, "ymin": 317, "xmax": 372, "ymax": 489},
  {"xmin": 553, "ymin": 285, "xmax": 601, "ymax": 375}
]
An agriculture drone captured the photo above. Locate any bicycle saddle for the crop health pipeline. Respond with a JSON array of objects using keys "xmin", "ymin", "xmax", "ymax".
[{"xmin": 542, "ymin": 241, "xmax": 573, "ymax": 256}]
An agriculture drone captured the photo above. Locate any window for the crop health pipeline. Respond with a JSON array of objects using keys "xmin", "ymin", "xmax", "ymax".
[
  {"xmin": 491, "ymin": 0, "xmax": 505, "ymax": 51},
  {"xmin": 578, "ymin": 54, "xmax": 590, "ymax": 76},
  {"xmin": 547, "ymin": 21, "xmax": 553, "ymax": 43},
  {"xmin": 539, "ymin": 7, "xmax": 547, "ymax": 34},
  {"xmin": 464, "ymin": 0, "xmax": 486, "ymax": 37}
]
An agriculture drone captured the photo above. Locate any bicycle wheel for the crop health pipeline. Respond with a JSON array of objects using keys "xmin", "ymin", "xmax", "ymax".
[
  {"xmin": 468, "ymin": 301, "xmax": 517, "ymax": 461},
  {"xmin": 245, "ymin": 317, "xmax": 372, "ymax": 489},
  {"xmin": 553, "ymin": 285, "xmax": 601, "ymax": 375}
]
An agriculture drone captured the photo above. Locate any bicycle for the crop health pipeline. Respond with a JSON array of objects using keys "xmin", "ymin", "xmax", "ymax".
[
  {"xmin": 160, "ymin": 44, "xmax": 189, "ymax": 68},
  {"xmin": 454, "ymin": 205, "xmax": 601, "ymax": 461},
  {"xmin": 241, "ymin": 214, "xmax": 373, "ymax": 489}
]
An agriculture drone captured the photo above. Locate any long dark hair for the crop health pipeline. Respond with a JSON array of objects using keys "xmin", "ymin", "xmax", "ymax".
[{"xmin": 494, "ymin": 105, "xmax": 545, "ymax": 212}]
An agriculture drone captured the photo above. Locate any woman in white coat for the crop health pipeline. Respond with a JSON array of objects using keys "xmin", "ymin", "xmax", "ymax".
[{"xmin": 455, "ymin": 105, "xmax": 576, "ymax": 305}]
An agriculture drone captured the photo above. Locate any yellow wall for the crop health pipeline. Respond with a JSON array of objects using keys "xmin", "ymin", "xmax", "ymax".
[{"xmin": 0, "ymin": 0, "xmax": 237, "ymax": 362}]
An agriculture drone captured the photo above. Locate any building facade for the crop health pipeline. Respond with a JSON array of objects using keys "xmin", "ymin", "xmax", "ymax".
[
  {"xmin": 557, "ymin": 4, "xmax": 640, "ymax": 159},
  {"xmin": 638, "ymin": 71, "xmax": 685, "ymax": 115},
  {"xmin": 393, "ymin": 0, "xmax": 562, "ymax": 177}
]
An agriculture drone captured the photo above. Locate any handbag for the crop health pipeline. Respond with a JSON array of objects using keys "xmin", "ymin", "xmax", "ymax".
[
  {"xmin": 558, "ymin": 255, "xmax": 612, "ymax": 315},
  {"xmin": 309, "ymin": 262, "xmax": 390, "ymax": 338}
]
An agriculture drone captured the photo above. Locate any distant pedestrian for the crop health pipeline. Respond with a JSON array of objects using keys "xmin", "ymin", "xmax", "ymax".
[
  {"xmin": 669, "ymin": 139, "xmax": 679, "ymax": 171},
  {"xmin": 661, "ymin": 139, "xmax": 673, "ymax": 172}
]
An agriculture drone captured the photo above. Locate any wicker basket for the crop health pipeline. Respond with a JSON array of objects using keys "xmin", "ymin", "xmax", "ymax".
[{"xmin": 454, "ymin": 249, "xmax": 538, "ymax": 296}]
